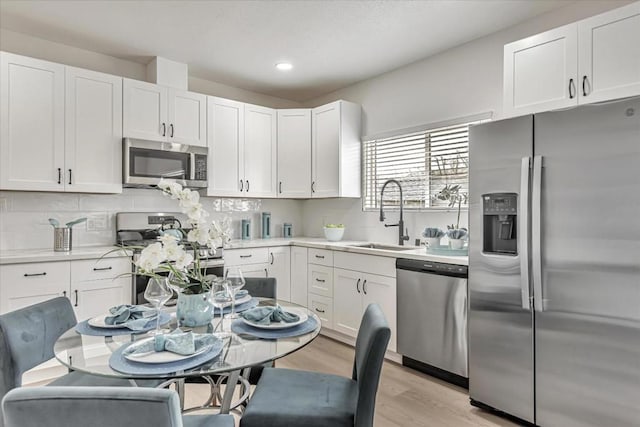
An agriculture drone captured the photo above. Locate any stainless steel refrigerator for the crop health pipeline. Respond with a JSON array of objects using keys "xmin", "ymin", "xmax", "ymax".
[{"xmin": 468, "ymin": 96, "xmax": 640, "ymax": 427}]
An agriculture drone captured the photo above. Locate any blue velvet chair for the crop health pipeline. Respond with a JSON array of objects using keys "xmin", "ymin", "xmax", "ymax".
[
  {"xmin": 240, "ymin": 303, "xmax": 391, "ymax": 427},
  {"xmin": 0, "ymin": 297, "xmax": 161, "ymax": 403},
  {"xmin": 1, "ymin": 386, "xmax": 234, "ymax": 427}
]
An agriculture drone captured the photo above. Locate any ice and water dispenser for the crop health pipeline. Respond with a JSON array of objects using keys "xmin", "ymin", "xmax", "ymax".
[{"xmin": 482, "ymin": 193, "xmax": 517, "ymax": 255}]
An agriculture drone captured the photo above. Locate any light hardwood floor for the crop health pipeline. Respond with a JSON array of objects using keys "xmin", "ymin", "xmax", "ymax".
[{"xmin": 185, "ymin": 335, "xmax": 520, "ymax": 427}]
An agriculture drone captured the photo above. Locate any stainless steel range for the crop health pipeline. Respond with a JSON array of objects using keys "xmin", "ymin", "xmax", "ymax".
[{"xmin": 116, "ymin": 212, "xmax": 224, "ymax": 304}]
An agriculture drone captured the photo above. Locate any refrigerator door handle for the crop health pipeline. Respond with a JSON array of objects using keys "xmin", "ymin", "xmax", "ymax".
[
  {"xmin": 519, "ymin": 157, "xmax": 531, "ymax": 310},
  {"xmin": 532, "ymin": 155, "xmax": 544, "ymax": 312}
]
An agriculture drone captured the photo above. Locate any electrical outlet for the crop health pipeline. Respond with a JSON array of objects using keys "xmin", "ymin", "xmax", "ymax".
[{"xmin": 86, "ymin": 213, "xmax": 108, "ymax": 231}]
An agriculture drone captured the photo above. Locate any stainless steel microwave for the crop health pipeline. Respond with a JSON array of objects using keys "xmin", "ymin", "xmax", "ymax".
[{"xmin": 123, "ymin": 138, "xmax": 208, "ymax": 188}]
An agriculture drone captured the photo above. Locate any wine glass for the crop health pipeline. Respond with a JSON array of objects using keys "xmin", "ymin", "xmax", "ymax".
[
  {"xmin": 209, "ymin": 278, "xmax": 232, "ymax": 336},
  {"xmin": 224, "ymin": 267, "xmax": 245, "ymax": 319},
  {"xmin": 144, "ymin": 277, "xmax": 172, "ymax": 335}
]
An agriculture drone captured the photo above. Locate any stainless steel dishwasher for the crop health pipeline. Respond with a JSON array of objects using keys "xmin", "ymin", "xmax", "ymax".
[{"xmin": 397, "ymin": 258, "xmax": 468, "ymax": 387}]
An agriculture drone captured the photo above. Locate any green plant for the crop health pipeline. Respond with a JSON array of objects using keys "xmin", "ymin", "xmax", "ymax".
[{"xmin": 434, "ymin": 184, "xmax": 468, "ymax": 230}]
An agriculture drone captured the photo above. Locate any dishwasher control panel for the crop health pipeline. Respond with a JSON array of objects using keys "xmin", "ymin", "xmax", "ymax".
[{"xmin": 396, "ymin": 259, "xmax": 468, "ymax": 278}]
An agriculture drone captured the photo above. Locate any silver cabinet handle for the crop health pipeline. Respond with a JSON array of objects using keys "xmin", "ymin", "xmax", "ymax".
[
  {"xmin": 568, "ymin": 78, "xmax": 575, "ymax": 99},
  {"xmin": 532, "ymin": 155, "xmax": 544, "ymax": 312},
  {"xmin": 170, "ymin": 123, "xmax": 174, "ymax": 138},
  {"xmin": 582, "ymin": 75, "xmax": 589, "ymax": 97},
  {"xmin": 311, "ymin": 181, "xmax": 316, "ymax": 193},
  {"xmin": 58, "ymin": 168, "xmax": 62, "ymax": 184},
  {"xmin": 519, "ymin": 157, "xmax": 531, "ymax": 310},
  {"xmin": 315, "ymin": 278, "xmax": 326, "ymax": 283},
  {"xmin": 93, "ymin": 266, "xmax": 113, "ymax": 271},
  {"xmin": 74, "ymin": 289, "xmax": 79, "ymax": 307},
  {"xmin": 246, "ymin": 180, "xmax": 249, "ymax": 192},
  {"xmin": 24, "ymin": 272, "xmax": 46, "ymax": 277},
  {"xmin": 315, "ymin": 308, "xmax": 325, "ymax": 313},
  {"xmin": 239, "ymin": 254, "xmax": 252, "ymax": 259},
  {"xmin": 68, "ymin": 169, "xmax": 72, "ymax": 185},
  {"xmin": 315, "ymin": 255, "xmax": 324, "ymax": 259},
  {"xmin": 356, "ymin": 278, "xmax": 361, "ymax": 293},
  {"xmin": 362, "ymin": 279, "xmax": 367, "ymax": 295},
  {"xmin": 279, "ymin": 181, "xmax": 282, "ymax": 194},
  {"xmin": 240, "ymin": 180, "xmax": 244, "ymax": 192},
  {"xmin": 270, "ymin": 253, "xmax": 274, "ymax": 265},
  {"xmin": 161, "ymin": 122, "xmax": 166, "ymax": 137}
]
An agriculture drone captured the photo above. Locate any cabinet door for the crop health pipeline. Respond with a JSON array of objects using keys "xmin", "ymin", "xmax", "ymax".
[
  {"xmin": 123, "ymin": 78, "xmax": 168, "ymax": 141},
  {"xmin": 277, "ymin": 109, "xmax": 311, "ymax": 198},
  {"xmin": 503, "ymin": 24, "xmax": 578, "ymax": 117},
  {"xmin": 244, "ymin": 104, "xmax": 277, "ymax": 197},
  {"xmin": 308, "ymin": 264, "xmax": 333, "ymax": 298},
  {"xmin": 65, "ymin": 67, "xmax": 122, "ymax": 193},
  {"xmin": 168, "ymin": 89, "xmax": 207, "ymax": 146},
  {"xmin": 206, "ymin": 97, "xmax": 244, "ymax": 196},
  {"xmin": 333, "ymin": 268, "xmax": 362, "ymax": 338},
  {"xmin": 0, "ymin": 261, "xmax": 70, "ymax": 314},
  {"xmin": 361, "ymin": 272, "xmax": 397, "ymax": 352},
  {"xmin": 0, "ymin": 52, "xmax": 65, "ymax": 191},
  {"xmin": 71, "ymin": 278, "xmax": 131, "ymax": 320},
  {"xmin": 312, "ymin": 102, "xmax": 341, "ymax": 197},
  {"xmin": 290, "ymin": 247, "xmax": 308, "ymax": 306},
  {"xmin": 267, "ymin": 247, "xmax": 291, "ymax": 302},
  {"xmin": 578, "ymin": 2, "xmax": 640, "ymax": 104}
]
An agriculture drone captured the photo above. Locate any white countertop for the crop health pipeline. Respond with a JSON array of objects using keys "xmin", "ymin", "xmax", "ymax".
[
  {"xmin": 0, "ymin": 238, "xmax": 468, "ymax": 266},
  {"xmin": 226, "ymin": 237, "xmax": 468, "ymax": 266},
  {"xmin": 0, "ymin": 245, "xmax": 131, "ymax": 265}
]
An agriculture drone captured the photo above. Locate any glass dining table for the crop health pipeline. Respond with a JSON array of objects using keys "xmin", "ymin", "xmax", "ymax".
[{"xmin": 53, "ymin": 298, "xmax": 321, "ymax": 414}]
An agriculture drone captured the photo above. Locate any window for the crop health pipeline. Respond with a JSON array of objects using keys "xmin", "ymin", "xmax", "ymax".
[{"xmin": 363, "ymin": 119, "xmax": 484, "ymax": 211}]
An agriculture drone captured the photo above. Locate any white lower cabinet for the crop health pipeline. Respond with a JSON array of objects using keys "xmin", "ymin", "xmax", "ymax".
[
  {"xmin": 290, "ymin": 247, "xmax": 308, "ymax": 306},
  {"xmin": 267, "ymin": 247, "xmax": 291, "ymax": 302},
  {"xmin": 0, "ymin": 257, "xmax": 131, "ymax": 317},
  {"xmin": 308, "ymin": 293, "xmax": 333, "ymax": 329},
  {"xmin": 333, "ymin": 267, "xmax": 397, "ymax": 352},
  {"xmin": 224, "ymin": 246, "xmax": 290, "ymax": 301}
]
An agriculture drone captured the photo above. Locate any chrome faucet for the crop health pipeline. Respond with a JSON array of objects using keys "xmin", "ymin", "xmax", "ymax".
[{"xmin": 379, "ymin": 179, "xmax": 410, "ymax": 246}]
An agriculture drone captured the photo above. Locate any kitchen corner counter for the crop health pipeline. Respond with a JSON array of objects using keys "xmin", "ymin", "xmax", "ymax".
[
  {"xmin": 0, "ymin": 246, "xmax": 131, "ymax": 265},
  {"xmin": 225, "ymin": 237, "xmax": 468, "ymax": 266}
]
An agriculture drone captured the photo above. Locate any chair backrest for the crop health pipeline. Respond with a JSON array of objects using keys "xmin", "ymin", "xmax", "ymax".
[
  {"xmin": 0, "ymin": 297, "xmax": 77, "ymax": 399},
  {"xmin": 243, "ymin": 277, "xmax": 277, "ymax": 299},
  {"xmin": 352, "ymin": 303, "xmax": 391, "ymax": 427},
  {"xmin": 1, "ymin": 386, "xmax": 183, "ymax": 427}
]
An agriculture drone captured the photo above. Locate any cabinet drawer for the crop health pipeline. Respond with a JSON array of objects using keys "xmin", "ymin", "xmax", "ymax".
[
  {"xmin": 0, "ymin": 261, "xmax": 70, "ymax": 287},
  {"xmin": 71, "ymin": 257, "xmax": 131, "ymax": 282},
  {"xmin": 224, "ymin": 248, "xmax": 269, "ymax": 266},
  {"xmin": 308, "ymin": 293, "xmax": 333, "ymax": 329},
  {"xmin": 333, "ymin": 252, "xmax": 396, "ymax": 278},
  {"xmin": 308, "ymin": 248, "xmax": 333, "ymax": 266},
  {"xmin": 308, "ymin": 264, "xmax": 333, "ymax": 298}
]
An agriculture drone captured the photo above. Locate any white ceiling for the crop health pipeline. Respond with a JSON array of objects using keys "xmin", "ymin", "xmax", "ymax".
[{"xmin": 0, "ymin": 0, "xmax": 575, "ymax": 101}]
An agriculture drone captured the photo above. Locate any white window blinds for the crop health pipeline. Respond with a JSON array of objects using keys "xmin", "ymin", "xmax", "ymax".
[{"xmin": 363, "ymin": 121, "xmax": 479, "ymax": 211}]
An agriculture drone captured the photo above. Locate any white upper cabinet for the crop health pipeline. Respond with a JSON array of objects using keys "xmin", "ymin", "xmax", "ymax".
[
  {"xmin": 205, "ymin": 96, "xmax": 244, "ymax": 197},
  {"xmin": 167, "ymin": 89, "xmax": 207, "ymax": 146},
  {"xmin": 503, "ymin": 3, "xmax": 640, "ymax": 118},
  {"xmin": 311, "ymin": 100, "xmax": 361, "ymax": 198},
  {"xmin": 244, "ymin": 104, "xmax": 277, "ymax": 198},
  {"xmin": 277, "ymin": 109, "xmax": 312, "ymax": 198},
  {"xmin": 1, "ymin": 52, "xmax": 65, "ymax": 191},
  {"xmin": 123, "ymin": 78, "xmax": 167, "ymax": 141},
  {"xmin": 65, "ymin": 66, "xmax": 122, "ymax": 193},
  {"xmin": 1, "ymin": 52, "xmax": 122, "ymax": 193},
  {"xmin": 577, "ymin": 2, "xmax": 640, "ymax": 103},
  {"xmin": 205, "ymin": 98, "xmax": 276, "ymax": 198},
  {"xmin": 503, "ymin": 24, "xmax": 577, "ymax": 117},
  {"xmin": 123, "ymin": 78, "xmax": 206, "ymax": 146}
]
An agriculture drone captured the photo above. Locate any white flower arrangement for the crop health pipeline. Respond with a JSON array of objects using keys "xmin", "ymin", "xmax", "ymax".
[{"xmin": 134, "ymin": 180, "xmax": 232, "ymax": 294}]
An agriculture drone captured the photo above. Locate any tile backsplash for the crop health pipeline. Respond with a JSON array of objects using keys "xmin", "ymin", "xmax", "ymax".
[{"xmin": 0, "ymin": 189, "xmax": 303, "ymax": 251}]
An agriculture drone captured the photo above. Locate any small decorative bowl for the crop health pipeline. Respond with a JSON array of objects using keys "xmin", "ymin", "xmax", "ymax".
[{"xmin": 323, "ymin": 227, "xmax": 345, "ymax": 242}]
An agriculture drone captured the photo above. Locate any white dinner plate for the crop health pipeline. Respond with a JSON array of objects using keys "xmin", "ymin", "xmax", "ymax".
[
  {"xmin": 241, "ymin": 307, "xmax": 308, "ymax": 330},
  {"xmin": 123, "ymin": 337, "xmax": 213, "ymax": 364},
  {"xmin": 88, "ymin": 314, "xmax": 134, "ymax": 329}
]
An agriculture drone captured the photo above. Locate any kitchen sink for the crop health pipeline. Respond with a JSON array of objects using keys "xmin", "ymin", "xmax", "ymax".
[{"xmin": 348, "ymin": 243, "xmax": 416, "ymax": 251}]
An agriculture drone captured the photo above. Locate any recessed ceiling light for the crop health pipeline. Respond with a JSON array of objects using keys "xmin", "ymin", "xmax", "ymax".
[{"xmin": 276, "ymin": 62, "xmax": 293, "ymax": 71}]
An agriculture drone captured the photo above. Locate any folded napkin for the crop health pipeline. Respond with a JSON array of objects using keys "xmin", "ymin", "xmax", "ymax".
[
  {"xmin": 124, "ymin": 329, "xmax": 217, "ymax": 357},
  {"xmin": 105, "ymin": 305, "xmax": 157, "ymax": 331},
  {"xmin": 240, "ymin": 305, "xmax": 300, "ymax": 325}
]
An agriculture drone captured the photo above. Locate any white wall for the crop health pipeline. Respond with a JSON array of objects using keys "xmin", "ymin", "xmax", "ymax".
[
  {"xmin": 0, "ymin": 28, "xmax": 301, "ymax": 109},
  {"xmin": 0, "ymin": 189, "xmax": 303, "ymax": 251},
  {"xmin": 300, "ymin": 0, "xmax": 629, "ymax": 245}
]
